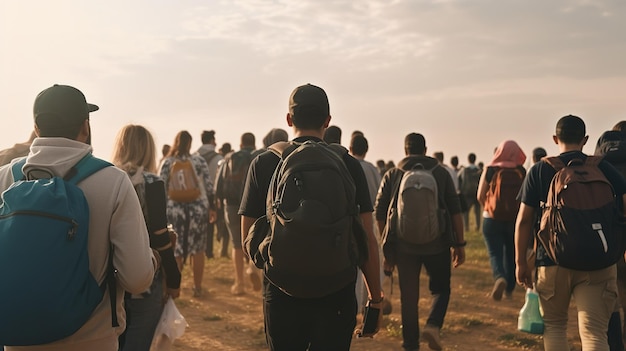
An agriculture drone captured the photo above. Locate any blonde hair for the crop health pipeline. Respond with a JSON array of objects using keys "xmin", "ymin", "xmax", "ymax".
[{"xmin": 111, "ymin": 124, "xmax": 158, "ymax": 173}]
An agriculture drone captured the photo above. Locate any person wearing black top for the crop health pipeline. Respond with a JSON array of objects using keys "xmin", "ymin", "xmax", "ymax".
[{"xmin": 239, "ymin": 84, "xmax": 383, "ymax": 351}]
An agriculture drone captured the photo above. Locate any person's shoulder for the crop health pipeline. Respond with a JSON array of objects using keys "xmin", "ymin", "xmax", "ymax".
[{"xmin": 142, "ymin": 171, "xmax": 162, "ymax": 184}]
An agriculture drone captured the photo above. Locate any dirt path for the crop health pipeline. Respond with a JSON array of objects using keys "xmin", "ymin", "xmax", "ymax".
[{"xmin": 170, "ymin": 230, "xmax": 583, "ymax": 351}]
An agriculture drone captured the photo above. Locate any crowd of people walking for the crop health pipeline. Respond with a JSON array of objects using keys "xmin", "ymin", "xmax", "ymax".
[{"xmin": 1, "ymin": 83, "xmax": 626, "ymax": 351}]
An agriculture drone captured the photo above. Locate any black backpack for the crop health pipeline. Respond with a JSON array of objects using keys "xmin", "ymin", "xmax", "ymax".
[
  {"xmin": 595, "ymin": 131, "xmax": 626, "ymax": 165},
  {"xmin": 220, "ymin": 150, "xmax": 253, "ymax": 203},
  {"xmin": 460, "ymin": 166, "xmax": 480, "ymax": 197},
  {"xmin": 250, "ymin": 140, "xmax": 368, "ymax": 298}
]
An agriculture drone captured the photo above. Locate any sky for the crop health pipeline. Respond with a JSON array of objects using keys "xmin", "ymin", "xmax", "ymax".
[{"xmin": 1, "ymin": 0, "xmax": 626, "ymax": 168}]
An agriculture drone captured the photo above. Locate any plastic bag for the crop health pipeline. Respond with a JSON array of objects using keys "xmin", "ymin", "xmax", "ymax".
[{"xmin": 150, "ymin": 298, "xmax": 188, "ymax": 351}]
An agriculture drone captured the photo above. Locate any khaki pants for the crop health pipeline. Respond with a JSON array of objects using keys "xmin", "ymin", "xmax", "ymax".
[{"xmin": 537, "ymin": 264, "xmax": 617, "ymax": 351}]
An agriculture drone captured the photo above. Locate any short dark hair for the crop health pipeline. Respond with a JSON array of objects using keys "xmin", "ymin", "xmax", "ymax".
[
  {"xmin": 450, "ymin": 156, "xmax": 458, "ymax": 167},
  {"xmin": 201, "ymin": 130, "xmax": 215, "ymax": 144},
  {"xmin": 324, "ymin": 125, "xmax": 342, "ymax": 144},
  {"xmin": 433, "ymin": 151, "xmax": 444, "ymax": 162},
  {"xmin": 241, "ymin": 132, "xmax": 255, "ymax": 147},
  {"xmin": 532, "ymin": 147, "xmax": 547, "ymax": 163},
  {"xmin": 289, "ymin": 84, "xmax": 330, "ymax": 130},
  {"xmin": 556, "ymin": 115, "xmax": 586, "ymax": 144},
  {"xmin": 405, "ymin": 133, "xmax": 426, "ymax": 155},
  {"xmin": 350, "ymin": 135, "xmax": 369, "ymax": 156},
  {"xmin": 468, "ymin": 153, "xmax": 476, "ymax": 163}
]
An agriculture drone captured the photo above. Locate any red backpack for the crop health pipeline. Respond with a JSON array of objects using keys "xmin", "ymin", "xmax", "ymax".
[{"xmin": 484, "ymin": 167, "xmax": 524, "ymax": 221}]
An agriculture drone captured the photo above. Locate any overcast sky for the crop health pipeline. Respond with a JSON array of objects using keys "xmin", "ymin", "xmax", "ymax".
[{"xmin": 1, "ymin": 0, "xmax": 625, "ymax": 167}]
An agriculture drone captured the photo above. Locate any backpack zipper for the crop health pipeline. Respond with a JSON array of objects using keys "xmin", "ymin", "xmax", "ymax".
[{"xmin": 0, "ymin": 211, "xmax": 79, "ymax": 240}]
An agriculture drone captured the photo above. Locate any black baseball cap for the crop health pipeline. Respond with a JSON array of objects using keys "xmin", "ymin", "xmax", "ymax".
[
  {"xmin": 288, "ymin": 84, "xmax": 329, "ymax": 119},
  {"xmin": 33, "ymin": 84, "xmax": 98, "ymax": 130}
]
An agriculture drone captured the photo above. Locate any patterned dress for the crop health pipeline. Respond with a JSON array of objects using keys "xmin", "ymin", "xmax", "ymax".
[{"xmin": 159, "ymin": 155, "xmax": 212, "ymax": 259}]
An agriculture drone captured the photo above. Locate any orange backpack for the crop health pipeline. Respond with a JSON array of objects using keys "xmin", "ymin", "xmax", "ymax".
[
  {"xmin": 167, "ymin": 159, "xmax": 201, "ymax": 202},
  {"xmin": 484, "ymin": 167, "xmax": 524, "ymax": 221}
]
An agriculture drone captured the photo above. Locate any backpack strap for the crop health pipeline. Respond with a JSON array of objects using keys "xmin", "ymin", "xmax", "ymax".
[
  {"xmin": 268, "ymin": 141, "xmax": 296, "ymax": 159},
  {"xmin": 65, "ymin": 154, "xmax": 113, "ymax": 184},
  {"xmin": 542, "ymin": 156, "xmax": 566, "ymax": 172},
  {"xmin": 11, "ymin": 158, "xmax": 27, "ymax": 181}
]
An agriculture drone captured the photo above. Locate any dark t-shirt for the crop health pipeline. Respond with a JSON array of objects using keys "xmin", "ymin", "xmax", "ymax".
[
  {"xmin": 518, "ymin": 150, "xmax": 626, "ymax": 266},
  {"xmin": 237, "ymin": 136, "xmax": 374, "ymax": 300}
]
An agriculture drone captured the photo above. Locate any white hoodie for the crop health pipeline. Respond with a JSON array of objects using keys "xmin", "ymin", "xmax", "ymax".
[{"xmin": 0, "ymin": 138, "xmax": 156, "ymax": 351}]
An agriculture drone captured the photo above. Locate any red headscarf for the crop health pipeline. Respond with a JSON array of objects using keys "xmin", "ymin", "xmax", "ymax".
[{"xmin": 489, "ymin": 140, "xmax": 526, "ymax": 168}]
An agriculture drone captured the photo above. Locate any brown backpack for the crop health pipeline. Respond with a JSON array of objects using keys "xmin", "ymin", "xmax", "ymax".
[
  {"xmin": 484, "ymin": 167, "xmax": 524, "ymax": 221},
  {"xmin": 167, "ymin": 158, "xmax": 201, "ymax": 202},
  {"xmin": 537, "ymin": 156, "xmax": 624, "ymax": 270}
]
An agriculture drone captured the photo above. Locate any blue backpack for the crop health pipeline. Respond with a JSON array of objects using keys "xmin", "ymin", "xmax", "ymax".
[{"xmin": 0, "ymin": 154, "xmax": 116, "ymax": 346}]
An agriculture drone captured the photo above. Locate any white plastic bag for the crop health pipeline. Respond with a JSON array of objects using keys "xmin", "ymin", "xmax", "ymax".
[{"xmin": 150, "ymin": 298, "xmax": 188, "ymax": 351}]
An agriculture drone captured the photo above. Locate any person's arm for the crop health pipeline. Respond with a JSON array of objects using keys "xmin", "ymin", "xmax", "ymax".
[
  {"xmin": 476, "ymin": 167, "xmax": 489, "ymax": 206},
  {"xmin": 451, "ymin": 213, "xmax": 465, "ymax": 268},
  {"xmin": 241, "ymin": 215, "xmax": 256, "ymax": 250},
  {"xmin": 110, "ymin": 176, "xmax": 156, "ymax": 295},
  {"xmin": 515, "ymin": 203, "xmax": 535, "ymax": 289},
  {"xmin": 358, "ymin": 211, "xmax": 384, "ymax": 337}
]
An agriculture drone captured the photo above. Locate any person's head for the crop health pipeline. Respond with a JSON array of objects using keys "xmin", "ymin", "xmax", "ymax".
[
  {"xmin": 168, "ymin": 130, "xmax": 193, "ymax": 157},
  {"xmin": 241, "ymin": 132, "xmax": 255, "ymax": 149},
  {"xmin": 351, "ymin": 130, "xmax": 364, "ymax": 138},
  {"xmin": 376, "ymin": 159, "xmax": 385, "ymax": 169},
  {"xmin": 112, "ymin": 124, "xmax": 157, "ymax": 173},
  {"xmin": 612, "ymin": 121, "xmax": 626, "ymax": 134},
  {"xmin": 554, "ymin": 115, "xmax": 587, "ymax": 146},
  {"xmin": 532, "ymin": 147, "xmax": 547, "ymax": 163},
  {"xmin": 162, "ymin": 144, "xmax": 171, "ymax": 158},
  {"xmin": 478, "ymin": 161, "xmax": 484, "ymax": 170},
  {"xmin": 201, "ymin": 130, "xmax": 216, "ymax": 145},
  {"xmin": 386, "ymin": 160, "xmax": 395, "ymax": 170},
  {"xmin": 349, "ymin": 134, "xmax": 369, "ymax": 158},
  {"xmin": 287, "ymin": 84, "xmax": 330, "ymax": 133},
  {"xmin": 450, "ymin": 156, "xmax": 459, "ymax": 168},
  {"xmin": 404, "ymin": 133, "xmax": 426, "ymax": 156},
  {"xmin": 468, "ymin": 153, "xmax": 476, "ymax": 164},
  {"xmin": 490, "ymin": 140, "xmax": 526, "ymax": 167},
  {"xmin": 433, "ymin": 151, "xmax": 444, "ymax": 163},
  {"xmin": 219, "ymin": 142, "xmax": 232, "ymax": 156},
  {"xmin": 323, "ymin": 125, "xmax": 342, "ymax": 144},
  {"xmin": 263, "ymin": 128, "xmax": 289, "ymax": 148},
  {"xmin": 33, "ymin": 84, "xmax": 98, "ymax": 142}
]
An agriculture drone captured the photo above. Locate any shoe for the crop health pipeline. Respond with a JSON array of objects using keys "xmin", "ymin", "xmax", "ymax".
[
  {"xmin": 231, "ymin": 283, "xmax": 244, "ymax": 295},
  {"xmin": 247, "ymin": 266, "xmax": 262, "ymax": 292},
  {"xmin": 421, "ymin": 325, "xmax": 443, "ymax": 350},
  {"xmin": 192, "ymin": 286, "xmax": 203, "ymax": 298},
  {"xmin": 491, "ymin": 277, "xmax": 507, "ymax": 301}
]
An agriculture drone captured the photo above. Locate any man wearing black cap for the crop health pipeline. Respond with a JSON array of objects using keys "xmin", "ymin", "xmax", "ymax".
[
  {"xmin": 375, "ymin": 133, "xmax": 466, "ymax": 351},
  {"xmin": 239, "ymin": 84, "xmax": 383, "ymax": 350},
  {"xmin": 516, "ymin": 115, "xmax": 626, "ymax": 350},
  {"xmin": 0, "ymin": 85, "xmax": 156, "ymax": 351}
]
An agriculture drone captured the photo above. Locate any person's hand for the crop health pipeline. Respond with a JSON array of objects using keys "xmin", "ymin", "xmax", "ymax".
[
  {"xmin": 452, "ymin": 247, "xmax": 465, "ymax": 268},
  {"xmin": 166, "ymin": 287, "xmax": 180, "ymax": 300},
  {"xmin": 152, "ymin": 249, "xmax": 162, "ymax": 269},
  {"xmin": 354, "ymin": 299, "xmax": 384, "ymax": 338},
  {"xmin": 383, "ymin": 259, "xmax": 395, "ymax": 275},
  {"xmin": 516, "ymin": 260, "xmax": 533, "ymax": 290},
  {"xmin": 209, "ymin": 209, "xmax": 217, "ymax": 224}
]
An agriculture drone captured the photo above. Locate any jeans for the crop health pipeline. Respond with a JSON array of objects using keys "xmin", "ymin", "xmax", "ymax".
[
  {"xmin": 537, "ymin": 265, "xmax": 617, "ymax": 351},
  {"xmin": 396, "ymin": 249, "xmax": 451, "ymax": 350},
  {"xmin": 263, "ymin": 280, "xmax": 357, "ymax": 351},
  {"xmin": 119, "ymin": 274, "xmax": 164, "ymax": 351},
  {"xmin": 482, "ymin": 217, "xmax": 516, "ymax": 293}
]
